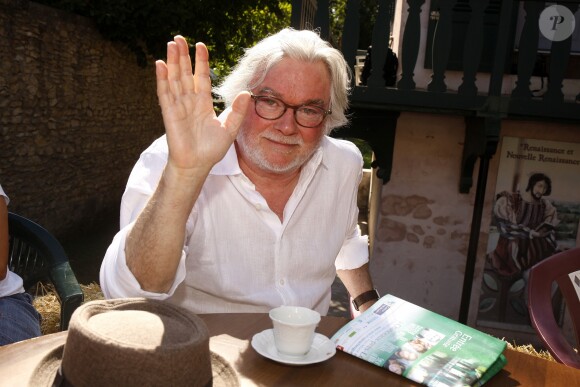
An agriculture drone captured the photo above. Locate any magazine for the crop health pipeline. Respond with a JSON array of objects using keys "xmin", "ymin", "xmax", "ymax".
[{"xmin": 331, "ymin": 294, "xmax": 507, "ymax": 386}]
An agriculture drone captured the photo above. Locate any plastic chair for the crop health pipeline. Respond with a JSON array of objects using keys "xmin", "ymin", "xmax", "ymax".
[
  {"xmin": 527, "ymin": 247, "xmax": 580, "ymax": 368},
  {"xmin": 8, "ymin": 212, "xmax": 84, "ymax": 330}
]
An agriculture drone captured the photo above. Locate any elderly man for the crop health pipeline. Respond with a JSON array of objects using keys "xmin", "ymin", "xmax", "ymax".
[{"xmin": 100, "ymin": 28, "xmax": 378, "ymax": 315}]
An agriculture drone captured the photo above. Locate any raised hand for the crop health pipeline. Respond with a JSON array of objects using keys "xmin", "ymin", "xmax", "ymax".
[{"xmin": 155, "ymin": 36, "xmax": 250, "ymax": 177}]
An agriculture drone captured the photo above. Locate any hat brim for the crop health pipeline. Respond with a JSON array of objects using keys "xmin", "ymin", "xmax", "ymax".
[
  {"xmin": 211, "ymin": 352, "xmax": 240, "ymax": 387},
  {"xmin": 28, "ymin": 345, "xmax": 64, "ymax": 386},
  {"xmin": 29, "ymin": 345, "xmax": 239, "ymax": 386}
]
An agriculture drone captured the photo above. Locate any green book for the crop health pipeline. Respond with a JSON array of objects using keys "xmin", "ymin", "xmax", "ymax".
[{"xmin": 331, "ymin": 294, "xmax": 507, "ymax": 386}]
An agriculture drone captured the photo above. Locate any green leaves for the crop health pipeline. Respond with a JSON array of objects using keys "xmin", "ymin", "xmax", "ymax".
[{"xmin": 34, "ymin": 0, "xmax": 290, "ymax": 72}]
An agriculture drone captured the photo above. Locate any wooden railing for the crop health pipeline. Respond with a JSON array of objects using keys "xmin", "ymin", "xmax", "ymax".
[{"xmin": 340, "ymin": 0, "xmax": 579, "ymax": 120}]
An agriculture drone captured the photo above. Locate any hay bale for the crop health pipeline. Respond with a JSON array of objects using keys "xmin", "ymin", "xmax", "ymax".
[
  {"xmin": 81, "ymin": 282, "xmax": 105, "ymax": 303},
  {"xmin": 33, "ymin": 281, "xmax": 105, "ymax": 335},
  {"xmin": 506, "ymin": 341, "xmax": 556, "ymax": 362},
  {"xmin": 32, "ymin": 282, "xmax": 62, "ymax": 335}
]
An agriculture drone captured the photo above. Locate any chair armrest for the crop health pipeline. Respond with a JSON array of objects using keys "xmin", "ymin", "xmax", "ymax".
[{"xmin": 49, "ymin": 261, "xmax": 84, "ymax": 330}]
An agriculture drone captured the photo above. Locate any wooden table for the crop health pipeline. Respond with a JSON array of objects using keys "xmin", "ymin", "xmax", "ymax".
[{"xmin": 1, "ymin": 313, "xmax": 578, "ymax": 386}]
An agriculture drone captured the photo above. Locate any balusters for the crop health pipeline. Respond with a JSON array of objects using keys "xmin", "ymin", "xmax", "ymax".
[
  {"xmin": 397, "ymin": 0, "xmax": 426, "ymax": 90},
  {"xmin": 488, "ymin": 0, "xmax": 516, "ymax": 97},
  {"xmin": 458, "ymin": 0, "xmax": 489, "ymax": 96},
  {"xmin": 368, "ymin": 0, "xmax": 394, "ymax": 87},
  {"xmin": 544, "ymin": 3, "xmax": 578, "ymax": 104},
  {"xmin": 314, "ymin": 0, "xmax": 330, "ymax": 41},
  {"xmin": 512, "ymin": 1, "xmax": 544, "ymax": 99},
  {"xmin": 427, "ymin": 0, "xmax": 455, "ymax": 92},
  {"xmin": 341, "ymin": 0, "xmax": 361, "ymax": 88}
]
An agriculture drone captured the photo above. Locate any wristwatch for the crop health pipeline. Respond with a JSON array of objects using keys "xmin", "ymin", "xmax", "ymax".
[{"xmin": 352, "ymin": 289, "xmax": 380, "ymax": 311}]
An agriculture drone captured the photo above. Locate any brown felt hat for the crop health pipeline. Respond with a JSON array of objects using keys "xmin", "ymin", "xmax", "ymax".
[{"xmin": 28, "ymin": 298, "xmax": 239, "ymax": 386}]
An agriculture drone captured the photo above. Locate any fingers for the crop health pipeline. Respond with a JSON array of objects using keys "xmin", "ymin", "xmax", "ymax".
[
  {"xmin": 174, "ymin": 36, "xmax": 195, "ymax": 93},
  {"xmin": 193, "ymin": 42, "xmax": 212, "ymax": 95},
  {"xmin": 156, "ymin": 36, "xmax": 215, "ymax": 118},
  {"xmin": 230, "ymin": 91, "xmax": 252, "ymax": 116},
  {"xmin": 222, "ymin": 91, "xmax": 252, "ymax": 139},
  {"xmin": 165, "ymin": 40, "xmax": 183, "ymax": 96},
  {"xmin": 157, "ymin": 37, "xmax": 211, "ymax": 99},
  {"xmin": 156, "ymin": 60, "xmax": 172, "ymax": 107}
]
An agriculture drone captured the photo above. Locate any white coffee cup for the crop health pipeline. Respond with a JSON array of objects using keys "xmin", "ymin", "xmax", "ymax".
[{"xmin": 269, "ymin": 306, "xmax": 321, "ymax": 357}]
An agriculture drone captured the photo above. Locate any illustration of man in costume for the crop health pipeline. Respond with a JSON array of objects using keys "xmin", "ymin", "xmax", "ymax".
[{"xmin": 488, "ymin": 172, "xmax": 559, "ymax": 278}]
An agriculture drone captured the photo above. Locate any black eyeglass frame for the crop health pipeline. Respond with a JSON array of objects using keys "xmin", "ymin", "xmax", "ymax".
[{"xmin": 250, "ymin": 94, "xmax": 332, "ymax": 128}]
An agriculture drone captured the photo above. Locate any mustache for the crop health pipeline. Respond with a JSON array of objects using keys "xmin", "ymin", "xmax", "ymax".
[{"xmin": 261, "ymin": 132, "xmax": 303, "ymax": 145}]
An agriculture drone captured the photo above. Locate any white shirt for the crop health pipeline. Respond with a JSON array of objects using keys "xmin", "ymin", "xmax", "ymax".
[
  {"xmin": 100, "ymin": 135, "xmax": 369, "ymax": 315},
  {"xmin": 0, "ymin": 184, "xmax": 25, "ymax": 297}
]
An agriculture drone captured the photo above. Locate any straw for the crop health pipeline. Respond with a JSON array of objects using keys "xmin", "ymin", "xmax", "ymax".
[{"xmin": 33, "ymin": 282, "xmax": 104, "ymax": 335}]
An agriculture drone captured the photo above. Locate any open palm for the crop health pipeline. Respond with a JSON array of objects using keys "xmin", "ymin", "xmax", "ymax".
[{"xmin": 155, "ymin": 36, "xmax": 249, "ymax": 174}]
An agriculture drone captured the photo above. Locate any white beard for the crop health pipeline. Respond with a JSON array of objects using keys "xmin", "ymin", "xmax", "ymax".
[{"xmin": 236, "ymin": 129, "xmax": 320, "ymax": 174}]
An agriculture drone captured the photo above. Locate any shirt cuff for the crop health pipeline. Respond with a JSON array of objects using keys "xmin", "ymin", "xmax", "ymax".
[
  {"xmin": 99, "ymin": 224, "xmax": 187, "ymax": 300},
  {"xmin": 334, "ymin": 233, "xmax": 369, "ymax": 270}
]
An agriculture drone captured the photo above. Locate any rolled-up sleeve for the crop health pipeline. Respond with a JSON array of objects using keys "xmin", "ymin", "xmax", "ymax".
[
  {"xmin": 335, "ymin": 226, "xmax": 369, "ymax": 270},
  {"xmin": 99, "ymin": 135, "xmax": 187, "ymax": 299},
  {"xmin": 99, "ymin": 223, "xmax": 187, "ymax": 299},
  {"xmin": 334, "ymin": 149, "xmax": 369, "ymax": 270}
]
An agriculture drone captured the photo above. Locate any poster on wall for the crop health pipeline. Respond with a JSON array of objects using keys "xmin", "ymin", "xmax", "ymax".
[{"xmin": 477, "ymin": 136, "xmax": 580, "ymax": 328}]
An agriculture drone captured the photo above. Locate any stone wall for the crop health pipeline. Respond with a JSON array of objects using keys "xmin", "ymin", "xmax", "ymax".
[{"xmin": 0, "ymin": 0, "xmax": 164, "ymax": 237}]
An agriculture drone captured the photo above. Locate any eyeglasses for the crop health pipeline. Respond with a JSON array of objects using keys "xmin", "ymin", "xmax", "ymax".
[{"xmin": 250, "ymin": 94, "xmax": 331, "ymax": 128}]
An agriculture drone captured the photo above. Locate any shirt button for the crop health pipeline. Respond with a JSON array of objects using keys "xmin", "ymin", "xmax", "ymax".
[
  {"xmin": 279, "ymin": 279, "xmax": 285, "ymax": 286},
  {"xmin": 255, "ymin": 203, "xmax": 261, "ymax": 210}
]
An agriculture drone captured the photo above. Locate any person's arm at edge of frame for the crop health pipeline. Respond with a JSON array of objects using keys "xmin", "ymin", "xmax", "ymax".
[
  {"xmin": 0, "ymin": 195, "xmax": 8, "ymax": 281},
  {"xmin": 124, "ymin": 36, "xmax": 250, "ymax": 293}
]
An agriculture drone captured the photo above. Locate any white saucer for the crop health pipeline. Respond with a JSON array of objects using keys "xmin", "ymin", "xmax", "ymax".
[{"xmin": 251, "ymin": 329, "xmax": 336, "ymax": 365}]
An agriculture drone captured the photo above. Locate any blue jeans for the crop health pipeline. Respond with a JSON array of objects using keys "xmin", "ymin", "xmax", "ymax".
[{"xmin": 0, "ymin": 292, "xmax": 42, "ymax": 346}]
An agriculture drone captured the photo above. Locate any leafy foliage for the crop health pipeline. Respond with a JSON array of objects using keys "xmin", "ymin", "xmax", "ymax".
[
  {"xmin": 330, "ymin": 0, "xmax": 380, "ymax": 51},
  {"xmin": 34, "ymin": 0, "xmax": 291, "ymax": 78},
  {"xmin": 329, "ymin": 0, "xmax": 347, "ymax": 47}
]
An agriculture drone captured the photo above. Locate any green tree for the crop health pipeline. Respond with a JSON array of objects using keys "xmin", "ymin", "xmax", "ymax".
[
  {"xmin": 329, "ymin": 0, "xmax": 347, "ymax": 47},
  {"xmin": 35, "ymin": 0, "xmax": 291, "ymax": 78},
  {"xmin": 206, "ymin": 2, "xmax": 292, "ymax": 81},
  {"xmin": 330, "ymin": 0, "xmax": 379, "ymax": 51}
]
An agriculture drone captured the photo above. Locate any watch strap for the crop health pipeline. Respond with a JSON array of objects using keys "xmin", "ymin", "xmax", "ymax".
[{"xmin": 352, "ymin": 289, "xmax": 380, "ymax": 311}]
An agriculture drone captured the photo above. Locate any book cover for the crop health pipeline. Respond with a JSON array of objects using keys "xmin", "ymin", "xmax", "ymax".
[
  {"xmin": 478, "ymin": 136, "xmax": 580, "ymax": 332},
  {"xmin": 331, "ymin": 294, "xmax": 507, "ymax": 386}
]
